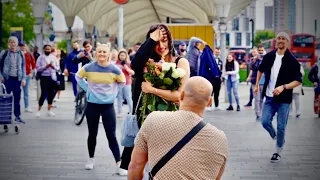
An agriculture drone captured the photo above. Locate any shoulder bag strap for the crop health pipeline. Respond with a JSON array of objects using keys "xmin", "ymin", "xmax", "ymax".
[
  {"xmin": 133, "ymin": 92, "xmax": 143, "ymax": 115},
  {"xmin": 0, "ymin": 50, "xmax": 9, "ymax": 73},
  {"xmin": 149, "ymin": 120, "xmax": 207, "ymax": 179}
]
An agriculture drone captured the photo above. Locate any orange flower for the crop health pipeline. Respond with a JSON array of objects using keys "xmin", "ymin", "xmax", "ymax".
[
  {"xmin": 155, "ymin": 68, "xmax": 161, "ymax": 76},
  {"xmin": 155, "ymin": 63, "xmax": 162, "ymax": 71}
]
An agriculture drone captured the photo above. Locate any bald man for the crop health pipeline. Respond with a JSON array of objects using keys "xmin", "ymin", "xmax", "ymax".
[{"xmin": 128, "ymin": 77, "xmax": 228, "ymax": 180}]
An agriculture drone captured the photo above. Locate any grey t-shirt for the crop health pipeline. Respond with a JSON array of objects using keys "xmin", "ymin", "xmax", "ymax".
[{"xmin": 9, "ymin": 52, "xmax": 18, "ymax": 77}]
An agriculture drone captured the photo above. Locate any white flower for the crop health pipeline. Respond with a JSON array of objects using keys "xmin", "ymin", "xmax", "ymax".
[
  {"xmin": 171, "ymin": 69, "xmax": 179, "ymax": 79},
  {"xmin": 162, "ymin": 62, "xmax": 171, "ymax": 71},
  {"xmin": 169, "ymin": 63, "xmax": 176, "ymax": 69},
  {"xmin": 176, "ymin": 68, "xmax": 186, "ymax": 78}
]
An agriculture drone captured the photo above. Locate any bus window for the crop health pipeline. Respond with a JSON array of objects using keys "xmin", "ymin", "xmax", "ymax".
[{"xmin": 293, "ymin": 35, "xmax": 314, "ymax": 47}]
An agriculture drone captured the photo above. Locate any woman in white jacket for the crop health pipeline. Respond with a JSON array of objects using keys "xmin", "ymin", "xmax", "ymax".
[
  {"xmin": 292, "ymin": 64, "xmax": 305, "ymax": 118},
  {"xmin": 225, "ymin": 54, "xmax": 241, "ymax": 111}
]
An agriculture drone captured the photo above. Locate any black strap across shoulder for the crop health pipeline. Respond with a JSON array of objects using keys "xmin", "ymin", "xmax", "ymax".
[
  {"xmin": 149, "ymin": 120, "xmax": 207, "ymax": 179},
  {"xmin": 175, "ymin": 56, "xmax": 181, "ymax": 66}
]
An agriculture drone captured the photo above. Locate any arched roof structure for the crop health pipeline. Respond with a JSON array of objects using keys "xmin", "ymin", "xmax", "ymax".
[{"xmin": 49, "ymin": 0, "xmax": 254, "ymax": 44}]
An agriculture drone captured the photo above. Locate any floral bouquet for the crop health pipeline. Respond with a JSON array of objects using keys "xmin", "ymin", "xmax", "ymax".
[{"xmin": 140, "ymin": 59, "xmax": 186, "ymax": 123}]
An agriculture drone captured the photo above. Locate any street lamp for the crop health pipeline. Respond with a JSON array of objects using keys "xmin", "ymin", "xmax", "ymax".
[{"xmin": 250, "ymin": 19, "xmax": 255, "ymax": 48}]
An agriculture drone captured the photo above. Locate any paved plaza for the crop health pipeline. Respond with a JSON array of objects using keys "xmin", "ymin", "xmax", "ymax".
[{"xmin": 0, "ymin": 81, "xmax": 319, "ymax": 180}]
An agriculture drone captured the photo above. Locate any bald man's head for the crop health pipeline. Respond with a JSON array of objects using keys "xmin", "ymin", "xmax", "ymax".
[{"xmin": 180, "ymin": 77, "xmax": 213, "ymax": 108}]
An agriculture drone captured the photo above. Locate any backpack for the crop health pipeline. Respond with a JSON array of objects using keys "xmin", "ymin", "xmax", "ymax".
[{"xmin": 0, "ymin": 50, "xmax": 9, "ymax": 73}]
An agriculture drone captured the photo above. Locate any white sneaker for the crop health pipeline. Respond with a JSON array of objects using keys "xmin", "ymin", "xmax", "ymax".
[
  {"xmin": 47, "ymin": 111, "xmax": 55, "ymax": 117},
  {"xmin": 214, "ymin": 107, "xmax": 221, "ymax": 111},
  {"xmin": 85, "ymin": 158, "xmax": 95, "ymax": 170},
  {"xmin": 25, "ymin": 107, "xmax": 33, "ymax": 113},
  {"xmin": 117, "ymin": 114, "xmax": 123, "ymax": 118},
  {"xmin": 36, "ymin": 111, "xmax": 40, "ymax": 118},
  {"xmin": 205, "ymin": 107, "xmax": 212, "ymax": 111},
  {"xmin": 55, "ymin": 98, "xmax": 60, "ymax": 102},
  {"xmin": 116, "ymin": 166, "xmax": 128, "ymax": 176}
]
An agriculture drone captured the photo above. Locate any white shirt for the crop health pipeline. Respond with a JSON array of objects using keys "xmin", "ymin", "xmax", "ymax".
[{"xmin": 266, "ymin": 52, "xmax": 283, "ymax": 97}]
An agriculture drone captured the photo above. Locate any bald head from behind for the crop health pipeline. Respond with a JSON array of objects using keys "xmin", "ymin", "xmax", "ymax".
[{"xmin": 180, "ymin": 77, "xmax": 213, "ymax": 114}]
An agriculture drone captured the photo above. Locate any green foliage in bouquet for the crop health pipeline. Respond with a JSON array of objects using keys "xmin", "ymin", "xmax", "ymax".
[{"xmin": 140, "ymin": 60, "xmax": 186, "ymax": 124}]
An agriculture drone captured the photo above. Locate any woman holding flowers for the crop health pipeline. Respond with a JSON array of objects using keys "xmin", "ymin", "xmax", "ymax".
[{"xmin": 119, "ymin": 24, "xmax": 190, "ymax": 172}]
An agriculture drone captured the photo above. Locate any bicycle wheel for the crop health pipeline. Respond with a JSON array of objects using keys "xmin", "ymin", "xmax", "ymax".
[{"xmin": 74, "ymin": 93, "xmax": 87, "ymax": 125}]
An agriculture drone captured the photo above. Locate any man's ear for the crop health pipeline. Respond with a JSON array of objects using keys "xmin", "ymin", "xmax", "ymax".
[
  {"xmin": 207, "ymin": 96, "xmax": 213, "ymax": 107},
  {"xmin": 180, "ymin": 91, "xmax": 185, "ymax": 101}
]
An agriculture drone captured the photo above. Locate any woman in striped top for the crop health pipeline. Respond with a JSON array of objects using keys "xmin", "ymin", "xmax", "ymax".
[{"xmin": 76, "ymin": 43, "xmax": 126, "ymax": 172}]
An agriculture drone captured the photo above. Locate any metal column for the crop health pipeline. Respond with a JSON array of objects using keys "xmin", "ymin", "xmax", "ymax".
[{"xmin": 118, "ymin": 4, "xmax": 123, "ymax": 49}]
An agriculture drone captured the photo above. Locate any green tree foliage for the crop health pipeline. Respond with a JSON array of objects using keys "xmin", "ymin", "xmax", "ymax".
[
  {"xmin": 57, "ymin": 40, "xmax": 67, "ymax": 53},
  {"xmin": 2, "ymin": 0, "xmax": 36, "ymax": 48},
  {"xmin": 254, "ymin": 30, "xmax": 276, "ymax": 46}
]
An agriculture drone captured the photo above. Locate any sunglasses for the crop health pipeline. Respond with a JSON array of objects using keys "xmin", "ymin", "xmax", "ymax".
[{"xmin": 180, "ymin": 49, "xmax": 186, "ymax": 52}]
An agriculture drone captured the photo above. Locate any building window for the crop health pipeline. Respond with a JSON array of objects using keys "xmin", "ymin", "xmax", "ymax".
[
  {"xmin": 244, "ymin": 18, "xmax": 249, "ymax": 31},
  {"xmin": 233, "ymin": 17, "xmax": 239, "ymax": 31},
  {"xmin": 236, "ymin": 32, "xmax": 242, "ymax": 46},
  {"xmin": 246, "ymin": 33, "xmax": 251, "ymax": 46},
  {"xmin": 226, "ymin": 33, "xmax": 230, "ymax": 46}
]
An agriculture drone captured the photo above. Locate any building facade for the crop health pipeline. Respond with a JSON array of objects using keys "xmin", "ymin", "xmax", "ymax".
[{"xmin": 224, "ymin": 0, "xmax": 273, "ymax": 49}]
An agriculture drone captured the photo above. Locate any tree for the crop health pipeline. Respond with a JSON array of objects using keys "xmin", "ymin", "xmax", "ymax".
[
  {"xmin": 57, "ymin": 40, "xmax": 67, "ymax": 53},
  {"xmin": 254, "ymin": 30, "xmax": 275, "ymax": 47},
  {"xmin": 2, "ymin": 0, "xmax": 36, "ymax": 49}
]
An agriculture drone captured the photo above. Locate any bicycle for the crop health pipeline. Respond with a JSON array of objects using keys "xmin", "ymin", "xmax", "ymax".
[{"xmin": 74, "ymin": 87, "xmax": 87, "ymax": 126}]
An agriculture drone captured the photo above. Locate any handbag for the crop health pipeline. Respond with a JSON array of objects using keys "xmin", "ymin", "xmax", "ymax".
[
  {"xmin": 120, "ymin": 92, "xmax": 142, "ymax": 147},
  {"xmin": 148, "ymin": 120, "xmax": 207, "ymax": 179}
]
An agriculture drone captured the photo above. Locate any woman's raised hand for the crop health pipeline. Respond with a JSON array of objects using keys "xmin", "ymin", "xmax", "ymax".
[{"xmin": 150, "ymin": 27, "xmax": 167, "ymax": 42}]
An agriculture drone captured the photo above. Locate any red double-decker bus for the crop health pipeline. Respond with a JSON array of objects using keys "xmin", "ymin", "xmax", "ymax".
[
  {"xmin": 316, "ymin": 41, "xmax": 320, "ymax": 61},
  {"xmin": 261, "ymin": 33, "xmax": 316, "ymax": 68}
]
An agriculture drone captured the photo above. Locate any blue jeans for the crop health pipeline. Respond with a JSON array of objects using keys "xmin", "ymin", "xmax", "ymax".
[
  {"xmin": 261, "ymin": 97, "xmax": 290, "ymax": 149},
  {"xmin": 226, "ymin": 77, "xmax": 240, "ymax": 106},
  {"xmin": 4, "ymin": 77, "xmax": 21, "ymax": 118},
  {"xmin": 71, "ymin": 74, "xmax": 77, "ymax": 97},
  {"xmin": 23, "ymin": 76, "xmax": 31, "ymax": 108},
  {"xmin": 117, "ymin": 85, "xmax": 133, "ymax": 114}
]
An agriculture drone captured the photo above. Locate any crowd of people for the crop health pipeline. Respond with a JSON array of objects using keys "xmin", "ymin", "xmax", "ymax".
[{"xmin": 0, "ymin": 25, "xmax": 318, "ymax": 179}]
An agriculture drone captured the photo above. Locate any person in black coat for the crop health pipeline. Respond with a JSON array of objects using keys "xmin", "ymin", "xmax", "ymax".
[
  {"xmin": 72, "ymin": 41, "xmax": 93, "ymax": 67},
  {"xmin": 119, "ymin": 24, "xmax": 190, "ymax": 174}
]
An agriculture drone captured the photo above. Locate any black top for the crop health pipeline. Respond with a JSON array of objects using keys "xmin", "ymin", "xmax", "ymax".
[
  {"xmin": 308, "ymin": 64, "xmax": 319, "ymax": 83},
  {"xmin": 72, "ymin": 52, "xmax": 92, "ymax": 67},
  {"xmin": 59, "ymin": 57, "xmax": 65, "ymax": 72},
  {"xmin": 258, "ymin": 49, "xmax": 302, "ymax": 103},
  {"xmin": 33, "ymin": 51, "xmax": 40, "ymax": 62},
  {"xmin": 131, "ymin": 38, "xmax": 181, "ymax": 126}
]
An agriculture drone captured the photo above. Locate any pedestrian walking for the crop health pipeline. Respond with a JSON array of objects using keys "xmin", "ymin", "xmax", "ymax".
[{"xmin": 254, "ymin": 32, "xmax": 302, "ymax": 162}]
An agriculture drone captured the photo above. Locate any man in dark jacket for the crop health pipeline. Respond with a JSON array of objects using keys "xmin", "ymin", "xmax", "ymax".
[
  {"xmin": 129, "ymin": 42, "xmax": 141, "ymax": 61},
  {"xmin": 64, "ymin": 41, "xmax": 80, "ymax": 97},
  {"xmin": 308, "ymin": 59, "xmax": 320, "ymax": 88},
  {"xmin": 202, "ymin": 47, "xmax": 223, "ymax": 111},
  {"xmin": 254, "ymin": 32, "xmax": 302, "ymax": 163},
  {"xmin": 212, "ymin": 47, "xmax": 223, "ymax": 110}
]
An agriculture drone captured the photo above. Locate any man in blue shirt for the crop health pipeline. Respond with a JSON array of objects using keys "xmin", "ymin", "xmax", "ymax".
[
  {"xmin": 247, "ymin": 45, "xmax": 265, "ymax": 120},
  {"xmin": 64, "ymin": 41, "xmax": 80, "ymax": 97}
]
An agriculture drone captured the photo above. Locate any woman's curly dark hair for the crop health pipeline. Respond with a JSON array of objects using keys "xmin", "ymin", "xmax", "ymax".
[{"xmin": 146, "ymin": 24, "xmax": 175, "ymax": 62}]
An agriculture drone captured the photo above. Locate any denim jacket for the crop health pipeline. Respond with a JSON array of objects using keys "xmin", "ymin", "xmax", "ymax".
[{"xmin": 0, "ymin": 49, "xmax": 26, "ymax": 81}]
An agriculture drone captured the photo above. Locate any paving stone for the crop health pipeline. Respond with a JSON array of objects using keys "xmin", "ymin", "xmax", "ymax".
[{"xmin": 0, "ymin": 83, "xmax": 318, "ymax": 179}]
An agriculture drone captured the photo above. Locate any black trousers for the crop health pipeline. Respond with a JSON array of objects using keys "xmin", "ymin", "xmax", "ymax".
[
  {"xmin": 212, "ymin": 79, "xmax": 222, "ymax": 107},
  {"xmin": 86, "ymin": 102, "xmax": 121, "ymax": 162},
  {"xmin": 39, "ymin": 76, "xmax": 56, "ymax": 106}
]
